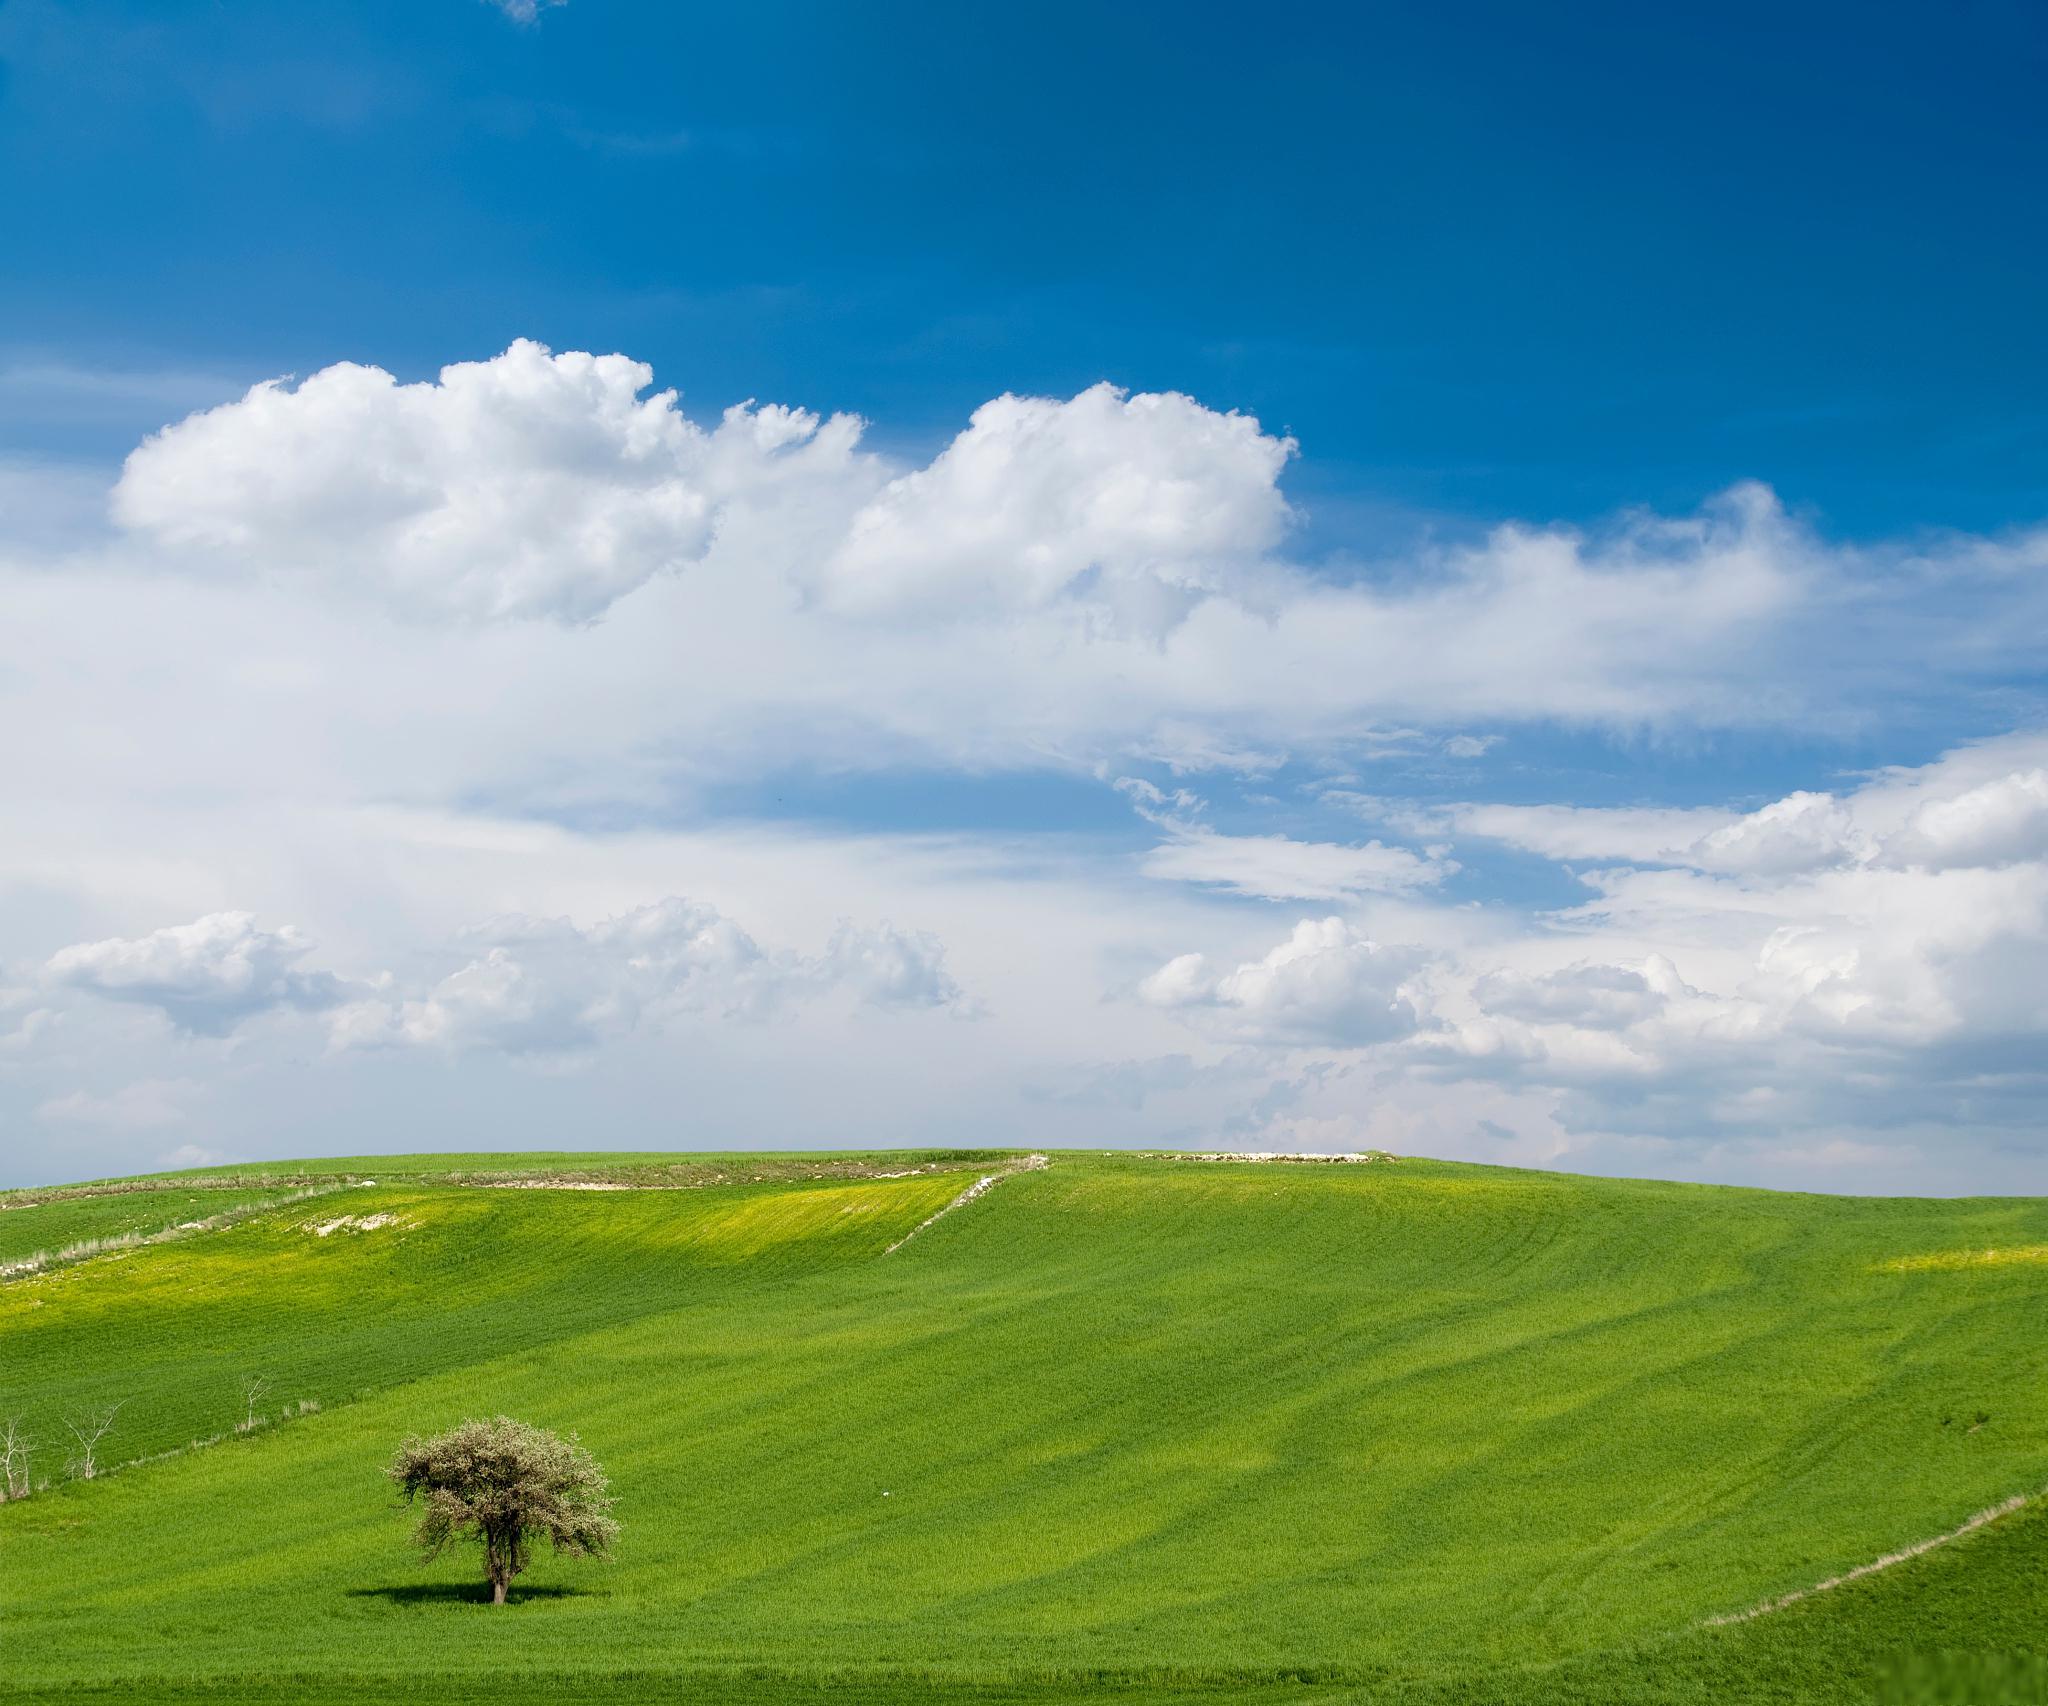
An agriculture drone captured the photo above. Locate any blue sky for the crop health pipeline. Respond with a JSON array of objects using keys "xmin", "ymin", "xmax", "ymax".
[
  {"xmin": 9, "ymin": 0, "xmax": 2046, "ymax": 533},
  {"xmin": 1, "ymin": 0, "xmax": 2045, "ymax": 1191}
]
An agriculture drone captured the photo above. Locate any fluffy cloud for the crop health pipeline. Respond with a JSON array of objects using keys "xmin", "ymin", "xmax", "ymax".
[
  {"xmin": 1690, "ymin": 791, "xmax": 1866, "ymax": 875},
  {"xmin": 38, "ymin": 897, "xmax": 968, "ymax": 1059},
  {"xmin": 10, "ymin": 338, "xmax": 2048, "ymax": 1190},
  {"xmin": 1140, "ymin": 917, "xmax": 1423, "ymax": 1046},
  {"xmin": 1428, "ymin": 745, "xmax": 2048, "ymax": 1129},
  {"xmin": 1424, "ymin": 764, "xmax": 2044, "ymax": 878},
  {"xmin": 817, "ymin": 384, "xmax": 1295, "ymax": 634},
  {"xmin": 823, "ymin": 922, "xmax": 971, "ymax": 1013},
  {"xmin": 334, "ymin": 897, "xmax": 970, "ymax": 1056},
  {"xmin": 110, "ymin": 349, "xmax": 1298, "ymax": 641},
  {"xmin": 74, "ymin": 343, "xmax": 2048, "ymax": 786},
  {"xmin": 1136, "ymin": 738, "xmax": 2048, "ymax": 1165},
  {"xmin": 1882, "ymin": 769, "xmax": 2048, "ymax": 870},
  {"xmin": 1470, "ymin": 959, "xmax": 1680, "ymax": 1031},
  {"xmin": 113, "ymin": 340, "xmax": 871, "ymax": 624},
  {"xmin": 46, "ymin": 913, "xmax": 352, "ymax": 1036}
]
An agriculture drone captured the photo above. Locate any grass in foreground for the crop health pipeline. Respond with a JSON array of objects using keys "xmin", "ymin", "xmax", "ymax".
[{"xmin": 1, "ymin": 1151, "xmax": 2044, "ymax": 1702}]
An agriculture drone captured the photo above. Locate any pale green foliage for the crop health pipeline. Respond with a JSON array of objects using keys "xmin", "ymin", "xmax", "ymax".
[{"xmin": 388, "ymin": 1415, "xmax": 617, "ymax": 1602}]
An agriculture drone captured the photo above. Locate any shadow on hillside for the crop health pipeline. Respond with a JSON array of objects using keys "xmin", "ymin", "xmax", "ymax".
[{"xmin": 346, "ymin": 1583, "xmax": 597, "ymax": 1606}]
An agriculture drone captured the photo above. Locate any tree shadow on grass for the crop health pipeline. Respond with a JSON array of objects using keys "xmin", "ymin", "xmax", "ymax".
[{"xmin": 347, "ymin": 1583, "xmax": 598, "ymax": 1606}]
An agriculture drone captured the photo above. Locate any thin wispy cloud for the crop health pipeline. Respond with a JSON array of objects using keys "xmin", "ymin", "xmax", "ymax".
[{"xmin": 484, "ymin": 0, "xmax": 566, "ymax": 26}]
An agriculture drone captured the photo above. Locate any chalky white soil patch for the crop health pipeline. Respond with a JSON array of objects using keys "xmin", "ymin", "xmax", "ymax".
[
  {"xmin": 885, "ymin": 1155, "xmax": 1049, "ymax": 1254},
  {"xmin": 1704, "ymin": 1492, "xmax": 2034, "ymax": 1626},
  {"xmin": 1, "ymin": 1186, "xmax": 340, "ymax": 1280},
  {"xmin": 303, "ymin": 1212, "xmax": 414, "ymax": 1237}
]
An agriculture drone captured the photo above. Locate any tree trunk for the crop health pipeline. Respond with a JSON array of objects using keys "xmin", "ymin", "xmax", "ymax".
[{"xmin": 486, "ymin": 1529, "xmax": 510, "ymax": 1604}]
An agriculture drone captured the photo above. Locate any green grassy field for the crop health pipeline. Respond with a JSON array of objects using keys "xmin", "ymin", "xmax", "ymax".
[
  {"xmin": 2, "ymin": 1150, "xmax": 2044, "ymax": 1703},
  {"xmin": 0, "ymin": 1184, "xmax": 303, "ymax": 1271}
]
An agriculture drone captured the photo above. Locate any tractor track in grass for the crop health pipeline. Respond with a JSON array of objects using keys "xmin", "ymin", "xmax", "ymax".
[
  {"xmin": 1703, "ymin": 1488, "xmax": 2037, "ymax": 1626},
  {"xmin": 884, "ymin": 1154, "xmax": 1049, "ymax": 1254}
]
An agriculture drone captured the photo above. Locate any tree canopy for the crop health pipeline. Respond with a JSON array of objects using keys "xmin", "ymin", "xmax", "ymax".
[{"xmin": 388, "ymin": 1415, "xmax": 618, "ymax": 1603}]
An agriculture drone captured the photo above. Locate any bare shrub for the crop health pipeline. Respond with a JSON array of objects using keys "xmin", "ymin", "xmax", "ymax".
[
  {"xmin": 238, "ymin": 1374, "xmax": 272, "ymax": 1433},
  {"xmin": 1, "ymin": 1417, "xmax": 32, "ymax": 1499},
  {"xmin": 63, "ymin": 1400, "xmax": 125, "ymax": 1481}
]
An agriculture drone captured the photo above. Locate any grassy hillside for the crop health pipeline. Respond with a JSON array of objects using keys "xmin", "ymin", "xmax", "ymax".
[
  {"xmin": 1, "ymin": 1150, "xmax": 2044, "ymax": 1703},
  {"xmin": 0, "ymin": 1184, "xmax": 301, "ymax": 1271}
]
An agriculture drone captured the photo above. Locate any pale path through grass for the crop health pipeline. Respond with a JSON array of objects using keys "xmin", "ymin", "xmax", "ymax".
[{"xmin": 885, "ymin": 1153, "xmax": 1049, "ymax": 1253}]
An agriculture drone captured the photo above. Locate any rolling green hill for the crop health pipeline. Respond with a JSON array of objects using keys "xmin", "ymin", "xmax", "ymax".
[{"xmin": 2, "ymin": 1150, "xmax": 2044, "ymax": 1703}]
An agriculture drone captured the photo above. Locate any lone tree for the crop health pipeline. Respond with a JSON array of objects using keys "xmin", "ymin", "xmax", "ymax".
[{"xmin": 388, "ymin": 1416, "xmax": 618, "ymax": 1604}]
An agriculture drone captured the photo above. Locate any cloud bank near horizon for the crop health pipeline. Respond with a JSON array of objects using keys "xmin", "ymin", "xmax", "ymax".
[{"xmin": 4, "ymin": 341, "xmax": 2046, "ymax": 1193}]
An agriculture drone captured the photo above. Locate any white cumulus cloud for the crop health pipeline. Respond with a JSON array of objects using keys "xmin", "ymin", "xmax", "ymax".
[
  {"xmin": 113, "ymin": 340, "xmax": 870, "ymax": 624},
  {"xmin": 823, "ymin": 922, "xmax": 973, "ymax": 1013},
  {"xmin": 1881, "ymin": 768, "xmax": 2048, "ymax": 870},
  {"xmin": 1688, "ymin": 791, "xmax": 1868, "ymax": 875},
  {"xmin": 1411, "ymin": 740, "xmax": 2048, "ymax": 1137},
  {"xmin": 1470, "ymin": 959, "xmax": 1679, "ymax": 1031},
  {"xmin": 46, "ymin": 912, "xmax": 352, "ymax": 1036},
  {"xmin": 333, "ymin": 897, "xmax": 971, "ymax": 1056},
  {"xmin": 817, "ymin": 384, "xmax": 1295, "ymax": 635},
  {"xmin": 9, "ymin": 338, "xmax": 2048, "ymax": 1190},
  {"xmin": 1140, "ymin": 917, "xmax": 1423, "ymax": 1046}
]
